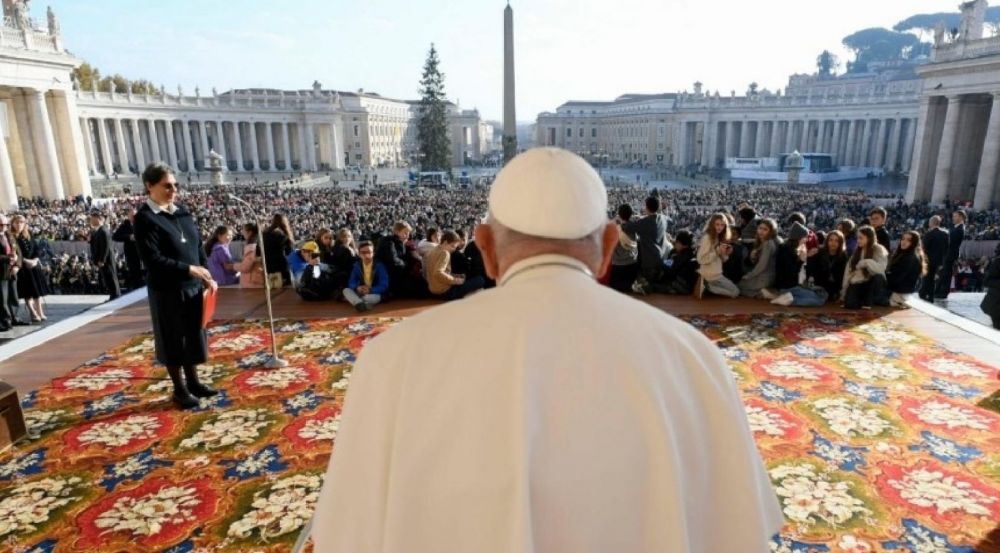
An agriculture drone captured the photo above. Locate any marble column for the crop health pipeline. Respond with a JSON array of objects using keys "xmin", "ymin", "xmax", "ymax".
[
  {"xmin": 232, "ymin": 121, "xmax": 245, "ymax": 171},
  {"xmin": 738, "ymin": 121, "xmax": 752, "ymax": 157},
  {"xmin": 130, "ymin": 120, "xmax": 146, "ymax": 171},
  {"xmin": 248, "ymin": 122, "xmax": 261, "ymax": 171},
  {"xmin": 81, "ymin": 118, "xmax": 97, "ymax": 175},
  {"xmin": 845, "ymin": 120, "xmax": 858, "ymax": 166},
  {"xmin": 768, "ymin": 121, "xmax": 781, "ymax": 157},
  {"xmin": 974, "ymin": 94, "xmax": 1000, "ymax": 208},
  {"xmin": 0, "ymin": 122, "xmax": 18, "ymax": 210},
  {"xmin": 858, "ymin": 120, "xmax": 872, "ymax": 167},
  {"xmin": 215, "ymin": 121, "xmax": 227, "ymax": 164},
  {"xmin": 265, "ymin": 123, "xmax": 276, "ymax": 171},
  {"xmin": 282, "ymin": 123, "xmax": 292, "ymax": 171},
  {"xmin": 723, "ymin": 121, "xmax": 735, "ymax": 159},
  {"xmin": 48, "ymin": 91, "xmax": 89, "ymax": 197},
  {"xmin": 700, "ymin": 120, "xmax": 713, "ymax": 168},
  {"xmin": 304, "ymin": 123, "xmax": 316, "ymax": 171},
  {"xmin": 96, "ymin": 118, "xmax": 114, "ymax": 175},
  {"xmin": 164, "ymin": 121, "xmax": 178, "ymax": 167},
  {"xmin": 874, "ymin": 119, "xmax": 890, "ymax": 170},
  {"xmin": 906, "ymin": 101, "xmax": 935, "ymax": 204},
  {"xmin": 902, "ymin": 119, "xmax": 918, "ymax": 174},
  {"xmin": 26, "ymin": 90, "xmax": 63, "ymax": 199},
  {"xmin": 676, "ymin": 122, "xmax": 688, "ymax": 167},
  {"xmin": 753, "ymin": 121, "xmax": 767, "ymax": 157},
  {"xmin": 782, "ymin": 120, "xmax": 793, "ymax": 152},
  {"xmin": 199, "ymin": 121, "xmax": 210, "ymax": 167},
  {"xmin": 884, "ymin": 119, "xmax": 901, "ymax": 172},
  {"xmin": 113, "ymin": 119, "xmax": 129, "ymax": 173},
  {"xmin": 931, "ymin": 96, "xmax": 963, "ymax": 204},
  {"xmin": 332, "ymin": 118, "xmax": 344, "ymax": 169},
  {"xmin": 148, "ymin": 120, "xmax": 161, "ymax": 163},
  {"xmin": 182, "ymin": 120, "xmax": 195, "ymax": 172}
]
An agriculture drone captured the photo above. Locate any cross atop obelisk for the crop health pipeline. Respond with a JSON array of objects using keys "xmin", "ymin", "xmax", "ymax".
[{"xmin": 503, "ymin": 2, "xmax": 518, "ymax": 164}]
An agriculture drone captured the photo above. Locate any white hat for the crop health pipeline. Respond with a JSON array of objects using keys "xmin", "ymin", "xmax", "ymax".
[{"xmin": 488, "ymin": 148, "xmax": 608, "ymax": 239}]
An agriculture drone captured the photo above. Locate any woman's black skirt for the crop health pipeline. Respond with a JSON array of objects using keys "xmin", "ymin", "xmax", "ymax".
[{"xmin": 148, "ymin": 286, "xmax": 208, "ymax": 366}]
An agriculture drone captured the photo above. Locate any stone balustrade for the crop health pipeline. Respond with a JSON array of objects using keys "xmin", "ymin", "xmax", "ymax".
[{"xmin": 933, "ymin": 35, "xmax": 1000, "ymax": 63}]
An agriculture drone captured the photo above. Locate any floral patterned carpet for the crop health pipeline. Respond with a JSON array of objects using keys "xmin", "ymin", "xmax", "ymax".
[{"xmin": 0, "ymin": 313, "xmax": 997, "ymax": 552}]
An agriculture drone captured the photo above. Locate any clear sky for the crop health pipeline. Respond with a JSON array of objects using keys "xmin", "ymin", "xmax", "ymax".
[{"xmin": 42, "ymin": 0, "xmax": 963, "ymax": 122}]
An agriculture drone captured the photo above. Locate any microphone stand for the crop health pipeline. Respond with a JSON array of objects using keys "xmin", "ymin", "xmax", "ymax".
[{"xmin": 229, "ymin": 194, "xmax": 288, "ymax": 369}]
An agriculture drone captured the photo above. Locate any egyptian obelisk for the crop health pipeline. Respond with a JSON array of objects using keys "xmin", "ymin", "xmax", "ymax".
[{"xmin": 503, "ymin": 2, "xmax": 518, "ymax": 164}]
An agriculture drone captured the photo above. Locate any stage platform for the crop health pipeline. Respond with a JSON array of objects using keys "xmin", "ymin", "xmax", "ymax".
[{"xmin": 2, "ymin": 287, "xmax": 999, "ymax": 397}]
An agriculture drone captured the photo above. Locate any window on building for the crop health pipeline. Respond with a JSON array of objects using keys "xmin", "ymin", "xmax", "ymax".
[
  {"xmin": 591, "ymin": 128, "xmax": 597, "ymax": 137},
  {"xmin": 354, "ymin": 125, "xmax": 359, "ymax": 137},
  {"xmin": 579, "ymin": 128, "xmax": 584, "ymax": 137},
  {"xmin": 566, "ymin": 128, "xmax": 572, "ymax": 137}
]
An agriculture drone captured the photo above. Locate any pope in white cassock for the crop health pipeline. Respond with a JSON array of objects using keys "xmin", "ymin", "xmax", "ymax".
[{"xmin": 312, "ymin": 148, "xmax": 784, "ymax": 552}]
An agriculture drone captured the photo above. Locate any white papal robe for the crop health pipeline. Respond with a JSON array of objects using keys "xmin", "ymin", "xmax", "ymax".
[{"xmin": 312, "ymin": 254, "xmax": 783, "ymax": 552}]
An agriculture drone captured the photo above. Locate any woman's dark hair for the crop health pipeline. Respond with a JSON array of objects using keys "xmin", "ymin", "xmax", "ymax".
[
  {"xmin": 675, "ymin": 229, "xmax": 693, "ymax": 248},
  {"xmin": 645, "ymin": 197, "xmax": 660, "ymax": 213},
  {"xmin": 753, "ymin": 218, "xmax": 778, "ymax": 253},
  {"xmin": 242, "ymin": 222, "xmax": 258, "ymax": 242},
  {"xmin": 617, "ymin": 204, "xmax": 633, "ymax": 220},
  {"xmin": 141, "ymin": 162, "xmax": 175, "ymax": 192},
  {"xmin": 892, "ymin": 230, "xmax": 928, "ymax": 276},
  {"xmin": 266, "ymin": 213, "xmax": 294, "ymax": 243},
  {"xmin": 849, "ymin": 226, "xmax": 877, "ymax": 271},
  {"xmin": 204, "ymin": 225, "xmax": 231, "ymax": 257}
]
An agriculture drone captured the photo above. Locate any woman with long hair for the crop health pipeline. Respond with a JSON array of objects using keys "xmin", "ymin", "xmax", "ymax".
[
  {"xmin": 738, "ymin": 218, "xmax": 779, "ymax": 298},
  {"xmin": 769, "ymin": 222, "xmax": 828, "ymax": 307},
  {"xmin": 695, "ymin": 213, "xmax": 739, "ymax": 298},
  {"xmin": 842, "ymin": 225, "xmax": 888, "ymax": 309},
  {"xmin": 837, "ymin": 219, "xmax": 858, "ymax": 255},
  {"xmin": 807, "ymin": 229, "xmax": 849, "ymax": 303},
  {"xmin": 884, "ymin": 230, "xmax": 927, "ymax": 307},
  {"xmin": 236, "ymin": 223, "xmax": 264, "ymax": 287},
  {"xmin": 10, "ymin": 214, "xmax": 49, "ymax": 322},
  {"xmin": 331, "ymin": 228, "xmax": 359, "ymax": 291},
  {"xmin": 204, "ymin": 225, "xmax": 239, "ymax": 286},
  {"xmin": 262, "ymin": 213, "xmax": 293, "ymax": 287},
  {"xmin": 315, "ymin": 227, "xmax": 335, "ymax": 266}
]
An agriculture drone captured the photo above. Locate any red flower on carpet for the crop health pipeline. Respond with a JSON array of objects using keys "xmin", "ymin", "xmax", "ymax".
[
  {"xmin": 75, "ymin": 477, "xmax": 221, "ymax": 549},
  {"xmin": 232, "ymin": 364, "xmax": 322, "ymax": 397},
  {"xmin": 875, "ymin": 460, "xmax": 1000, "ymax": 525},
  {"xmin": 51, "ymin": 365, "xmax": 146, "ymax": 396},
  {"xmin": 63, "ymin": 412, "xmax": 176, "ymax": 455},
  {"xmin": 283, "ymin": 405, "xmax": 341, "ymax": 450},
  {"xmin": 898, "ymin": 396, "xmax": 1000, "ymax": 436},
  {"xmin": 743, "ymin": 398, "xmax": 806, "ymax": 441},
  {"xmin": 910, "ymin": 353, "xmax": 999, "ymax": 382}
]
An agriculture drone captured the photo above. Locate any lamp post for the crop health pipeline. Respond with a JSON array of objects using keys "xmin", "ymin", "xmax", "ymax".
[{"xmin": 228, "ymin": 194, "xmax": 288, "ymax": 369}]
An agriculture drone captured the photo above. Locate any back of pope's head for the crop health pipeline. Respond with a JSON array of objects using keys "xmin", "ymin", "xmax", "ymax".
[{"xmin": 479, "ymin": 148, "xmax": 615, "ymax": 278}]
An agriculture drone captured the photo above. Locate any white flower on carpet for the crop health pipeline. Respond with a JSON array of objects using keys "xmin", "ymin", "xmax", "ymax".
[
  {"xmin": 769, "ymin": 462, "xmax": 871, "ymax": 527},
  {"xmin": 909, "ymin": 401, "xmax": 992, "ymax": 431},
  {"xmin": 858, "ymin": 323, "xmax": 915, "ymax": 344},
  {"xmin": 64, "ymin": 368, "xmax": 134, "ymax": 391},
  {"xmin": 888, "ymin": 468, "xmax": 996, "ymax": 516},
  {"xmin": 148, "ymin": 365, "xmax": 223, "ymax": 394},
  {"xmin": 923, "ymin": 358, "xmax": 992, "ymax": 379},
  {"xmin": 179, "ymin": 409, "xmax": 271, "ymax": 450},
  {"xmin": 811, "ymin": 398, "xmax": 893, "ymax": 438},
  {"xmin": 838, "ymin": 534, "xmax": 873, "ymax": 553},
  {"xmin": 93, "ymin": 485, "xmax": 201, "ymax": 537},
  {"xmin": 182, "ymin": 456, "xmax": 210, "ymax": 468},
  {"xmin": 762, "ymin": 360, "xmax": 823, "ymax": 381},
  {"xmin": 840, "ymin": 355, "xmax": 906, "ymax": 381},
  {"xmin": 0, "ymin": 450, "xmax": 44, "ymax": 479},
  {"xmin": 227, "ymin": 473, "xmax": 322, "ymax": 541},
  {"xmin": 745, "ymin": 405, "xmax": 791, "ymax": 437},
  {"xmin": 25, "ymin": 409, "xmax": 69, "ymax": 437},
  {"xmin": 108, "ymin": 455, "xmax": 150, "ymax": 480},
  {"xmin": 0, "ymin": 476, "xmax": 84, "ymax": 537},
  {"xmin": 214, "ymin": 334, "xmax": 264, "ymax": 351},
  {"xmin": 123, "ymin": 338, "xmax": 155, "ymax": 354},
  {"xmin": 244, "ymin": 367, "xmax": 309, "ymax": 390},
  {"xmin": 298, "ymin": 414, "xmax": 340, "ymax": 443},
  {"xmin": 725, "ymin": 327, "xmax": 775, "ymax": 346},
  {"xmin": 77, "ymin": 415, "xmax": 161, "ymax": 448},
  {"xmin": 331, "ymin": 371, "xmax": 351, "ymax": 391},
  {"xmin": 282, "ymin": 331, "xmax": 337, "ymax": 352}
]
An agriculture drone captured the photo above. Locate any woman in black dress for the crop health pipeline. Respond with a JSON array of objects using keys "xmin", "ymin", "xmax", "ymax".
[
  {"xmin": 133, "ymin": 163, "xmax": 218, "ymax": 409},
  {"xmin": 9, "ymin": 214, "xmax": 49, "ymax": 322},
  {"xmin": 261, "ymin": 214, "xmax": 294, "ymax": 287}
]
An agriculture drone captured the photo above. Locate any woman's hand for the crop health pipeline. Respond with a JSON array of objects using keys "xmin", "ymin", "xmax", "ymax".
[{"xmin": 189, "ymin": 265, "xmax": 212, "ymax": 282}]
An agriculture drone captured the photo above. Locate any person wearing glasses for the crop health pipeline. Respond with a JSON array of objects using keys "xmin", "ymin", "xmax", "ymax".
[{"xmin": 133, "ymin": 162, "xmax": 218, "ymax": 409}]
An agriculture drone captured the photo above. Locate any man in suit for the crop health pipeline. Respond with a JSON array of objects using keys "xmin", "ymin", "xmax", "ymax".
[
  {"xmin": 935, "ymin": 210, "xmax": 966, "ymax": 300},
  {"xmin": 921, "ymin": 215, "xmax": 950, "ymax": 302},
  {"xmin": 621, "ymin": 196, "xmax": 670, "ymax": 288},
  {"xmin": 112, "ymin": 207, "xmax": 144, "ymax": 291},
  {"xmin": 89, "ymin": 210, "xmax": 121, "ymax": 301}
]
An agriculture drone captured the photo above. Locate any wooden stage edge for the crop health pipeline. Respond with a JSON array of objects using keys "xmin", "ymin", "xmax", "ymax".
[{"xmin": 1, "ymin": 287, "xmax": 999, "ymax": 397}]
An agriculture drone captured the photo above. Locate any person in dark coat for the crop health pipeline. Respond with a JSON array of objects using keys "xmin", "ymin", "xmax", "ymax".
[
  {"xmin": 112, "ymin": 207, "xmax": 144, "ymax": 291},
  {"xmin": 980, "ymin": 243, "xmax": 1000, "ymax": 329},
  {"xmin": 133, "ymin": 162, "xmax": 219, "ymax": 409},
  {"xmin": 10, "ymin": 214, "xmax": 49, "ymax": 322},
  {"xmin": 376, "ymin": 221, "xmax": 426, "ymax": 298},
  {"xmin": 0, "ymin": 215, "xmax": 15, "ymax": 330},
  {"xmin": 88, "ymin": 210, "xmax": 121, "ymax": 301},
  {"xmin": 920, "ymin": 215, "xmax": 949, "ymax": 302},
  {"xmin": 261, "ymin": 213, "xmax": 294, "ymax": 288},
  {"xmin": 883, "ymin": 231, "xmax": 926, "ymax": 307},
  {"xmin": 806, "ymin": 229, "xmax": 848, "ymax": 303},
  {"xmin": 935, "ymin": 210, "xmax": 966, "ymax": 299},
  {"xmin": 868, "ymin": 207, "xmax": 892, "ymax": 253},
  {"xmin": 620, "ymin": 197, "xmax": 669, "ymax": 286}
]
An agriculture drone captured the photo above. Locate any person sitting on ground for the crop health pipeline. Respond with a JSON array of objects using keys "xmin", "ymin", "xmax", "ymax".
[
  {"xmin": 770, "ymin": 222, "xmax": 827, "ymax": 307},
  {"xmin": 721, "ymin": 213, "xmax": 746, "ymax": 285},
  {"xmin": 842, "ymin": 225, "xmax": 888, "ymax": 310},
  {"xmin": 425, "ymin": 230, "xmax": 485, "ymax": 300},
  {"xmin": 621, "ymin": 197, "xmax": 669, "ymax": 291},
  {"xmin": 205, "ymin": 225, "xmax": 240, "ymax": 286},
  {"xmin": 738, "ymin": 218, "xmax": 779, "ymax": 298},
  {"xmin": 330, "ymin": 228, "xmax": 358, "ymax": 291},
  {"xmin": 450, "ymin": 229, "xmax": 471, "ymax": 277},
  {"xmin": 695, "ymin": 213, "xmax": 739, "ymax": 298},
  {"xmin": 417, "ymin": 227, "xmax": 441, "ymax": 258},
  {"xmin": 655, "ymin": 229, "xmax": 698, "ymax": 295},
  {"xmin": 736, "ymin": 204, "xmax": 760, "ymax": 247},
  {"xmin": 343, "ymin": 240, "xmax": 389, "ymax": 312},
  {"xmin": 805, "ymin": 229, "xmax": 848, "ymax": 304},
  {"xmin": 869, "ymin": 207, "xmax": 892, "ymax": 253},
  {"xmin": 882, "ymin": 230, "xmax": 926, "ymax": 308},
  {"xmin": 838, "ymin": 218, "xmax": 858, "ymax": 255},
  {"xmin": 785, "ymin": 212, "xmax": 818, "ymax": 251},
  {"xmin": 610, "ymin": 204, "xmax": 639, "ymax": 293},
  {"xmin": 288, "ymin": 241, "xmax": 321, "ymax": 287},
  {"xmin": 297, "ymin": 242, "xmax": 336, "ymax": 302}
]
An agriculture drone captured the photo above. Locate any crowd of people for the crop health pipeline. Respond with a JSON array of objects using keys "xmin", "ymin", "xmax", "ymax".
[{"xmin": 4, "ymin": 178, "xmax": 1000, "ymax": 313}]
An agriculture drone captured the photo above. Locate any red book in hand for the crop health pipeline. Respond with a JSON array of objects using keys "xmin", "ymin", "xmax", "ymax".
[{"xmin": 202, "ymin": 287, "xmax": 217, "ymax": 328}]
